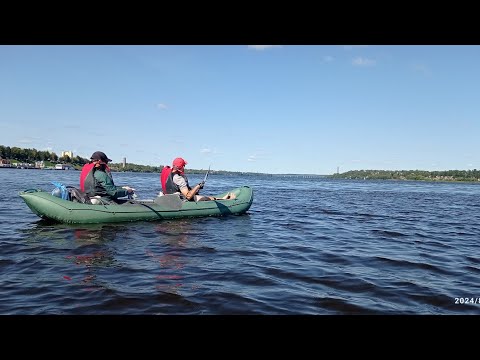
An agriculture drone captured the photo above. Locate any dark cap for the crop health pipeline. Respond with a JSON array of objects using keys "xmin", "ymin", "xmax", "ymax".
[{"xmin": 90, "ymin": 151, "xmax": 112, "ymax": 163}]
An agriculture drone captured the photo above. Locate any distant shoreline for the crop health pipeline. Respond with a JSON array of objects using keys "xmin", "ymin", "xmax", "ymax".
[
  {"xmin": 330, "ymin": 169, "xmax": 480, "ymax": 183},
  {"xmin": 2, "ymin": 166, "xmax": 480, "ymax": 183},
  {"xmin": 2, "ymin": 145, "xmax": 478, "ymax": 180}
]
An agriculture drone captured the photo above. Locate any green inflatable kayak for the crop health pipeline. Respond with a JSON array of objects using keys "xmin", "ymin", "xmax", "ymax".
[{"xmin": 19, "ymin": 186, "xmax": 253, "ymax": 224}]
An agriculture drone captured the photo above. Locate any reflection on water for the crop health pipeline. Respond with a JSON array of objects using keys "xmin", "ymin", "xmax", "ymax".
[
  {"xmin": 147, "ymin": 221, "xmax": 193, "ymax": 294},
  {"xmin": 66, "ymin": 250, "xmax": 115, "ymax": 288},
  {"xmin": 21, "ymin": 220, "xmax": 129, "ymax": 244},
  {"xmin": 19, "ymin": 221, "xmax": 128, "ymax": 291},
  {"xmin": 17, "ymin": 217, "xmax": 212, "ymax": 297}
]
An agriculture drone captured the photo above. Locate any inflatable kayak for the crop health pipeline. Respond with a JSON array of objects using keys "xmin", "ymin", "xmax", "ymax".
[{"xmin": 19, "ymin": 186, "xmax": 253, "ymax": 224}]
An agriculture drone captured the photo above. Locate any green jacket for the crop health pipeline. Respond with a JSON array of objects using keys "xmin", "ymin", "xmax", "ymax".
[{"xmin": 93, "ymin": 169, "xmax": 129, "ymax": 201}]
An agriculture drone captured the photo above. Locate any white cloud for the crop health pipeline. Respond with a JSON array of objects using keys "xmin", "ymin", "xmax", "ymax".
[
  {"xmin": 157, "ymin": 103, "xmax": 168, "ymax": 110},
  {"xmin": 352, "ymin": 57, "xmax": 376, "ymax": 67},
  {"xmin": 248, "ymin": 149, "xmax": 268, "ymax": 162},
  {"xmin": 247, "ymin": 45, "xmax": 282, "ymax": 50},
  {"xmin": 200, "ymin": 146, "xmax": 222, "ymax": 155},
  {"xmin": 322, "ymin": 55, "xmax": 334, "ymax": 63}
]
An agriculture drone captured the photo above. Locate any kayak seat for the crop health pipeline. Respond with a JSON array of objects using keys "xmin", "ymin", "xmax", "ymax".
[{"xmin": 90, "ymin": 196, "xmax": 107, "ymax": 205}]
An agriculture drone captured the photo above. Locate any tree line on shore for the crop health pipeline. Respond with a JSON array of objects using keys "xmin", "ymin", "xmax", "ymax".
[
  {"xmin": 0, "ymin": 145, "xmax": 87, "ymax": 165},
  {"xmin": 0, "ymin": 145, "xmax": 260, "ymax": 175},
  {"xmin": 331, "ymin": 169, "xmax": 480, "ymax": 182},
  {"xmin": 2, "ymin": 145, "xmax": 479, "ymax": 181}
]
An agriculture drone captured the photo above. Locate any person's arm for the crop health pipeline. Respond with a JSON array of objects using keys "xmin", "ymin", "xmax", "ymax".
[
  {"xmin": 95, "ymin": 171, "xmax": 131, "ymax": 199},
  {"xmin": 180, "ymin": 183, "xmax": 202, "ymax": 201},
  {"xmin": 174, "ymin": 175, "xmax": 201, "ymax": 201}
]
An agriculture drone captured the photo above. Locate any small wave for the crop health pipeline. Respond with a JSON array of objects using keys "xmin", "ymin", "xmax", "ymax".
[{"xmin": 371, "ymin": 229, "xmax": 408, "ymax": 237}]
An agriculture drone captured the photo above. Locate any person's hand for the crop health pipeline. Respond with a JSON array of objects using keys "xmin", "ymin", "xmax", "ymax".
[
  {"xmin": 123, "ymin": 186, "xmax": 138, "ymax": 200},
  {"xmin": 123, "ymin": 186, "xmax": 136, "ymax": 193},
  {"xmin": 198, "ymin": 181, "xmax": 205, "ymax": 189}
]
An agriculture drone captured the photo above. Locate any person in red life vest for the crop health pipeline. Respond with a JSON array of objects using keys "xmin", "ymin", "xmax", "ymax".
[
  {"xmin": 160, "ymin": 157, "xmax": 234, "ymax": 201},
  {"xmin": 80, "ymin": 151, "xmax": 135, "ymax": 204}
]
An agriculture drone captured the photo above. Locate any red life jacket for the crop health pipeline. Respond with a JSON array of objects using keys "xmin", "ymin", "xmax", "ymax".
[
  {"xmin": 160, "ymin": 166, "xmax": 172, "ymax": 193},
  {"xmin": 80, "ymin": 163, "xmax": 95, "ymax": 192}
]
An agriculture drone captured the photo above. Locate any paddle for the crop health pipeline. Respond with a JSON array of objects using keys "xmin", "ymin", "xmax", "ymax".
[
  {"xmin": 198, "ymin": 165, "xmax": 211, "ymax": 189},
  {"xmin": 204, "ymin": 165, "xmax": 211, "ymax": 183}
]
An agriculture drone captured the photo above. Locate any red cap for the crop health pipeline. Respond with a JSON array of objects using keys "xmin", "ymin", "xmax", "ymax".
[{"xmin": 172, "ymin": 157, "xmax": 187, "ymax": 168}]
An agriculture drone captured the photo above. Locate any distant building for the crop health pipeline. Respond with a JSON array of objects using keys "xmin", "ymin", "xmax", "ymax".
[
  {"xmin": 123, "ymin": 157, "xmax": 126, "ymax": 168},
  {"xmin": 0, "ymin": 159, "xmax": 12, "ymax": 167},
  {"xmin": 61, "ymin": 151, "xmax": 73, "ymax": 159}
]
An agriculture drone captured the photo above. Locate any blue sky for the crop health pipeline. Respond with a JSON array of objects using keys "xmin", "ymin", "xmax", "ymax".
[{"xmin": 1, "ymin": 45, "xmax": 479, "ymax": 175}]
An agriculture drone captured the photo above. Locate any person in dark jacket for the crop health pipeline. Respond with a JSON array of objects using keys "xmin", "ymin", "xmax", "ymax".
[{"xmin": 80, "ymin": 151, "xmax": 135, "ymax": 204}]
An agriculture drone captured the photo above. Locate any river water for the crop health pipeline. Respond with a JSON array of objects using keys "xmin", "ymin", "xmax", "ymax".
[{"xmin": 1, "ymin": 168, "xmax": 479, "ymax": 314}]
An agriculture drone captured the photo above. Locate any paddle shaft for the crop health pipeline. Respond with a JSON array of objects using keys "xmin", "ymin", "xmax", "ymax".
[{"xmin": 203, "ymin": 165, "xmax": 211, "ymax": 183}]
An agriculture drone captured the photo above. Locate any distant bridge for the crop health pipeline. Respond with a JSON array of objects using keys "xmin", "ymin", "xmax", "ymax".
[{"xmin": 245, "ymin": 173, "xmax": 327, "ymax": 179}]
